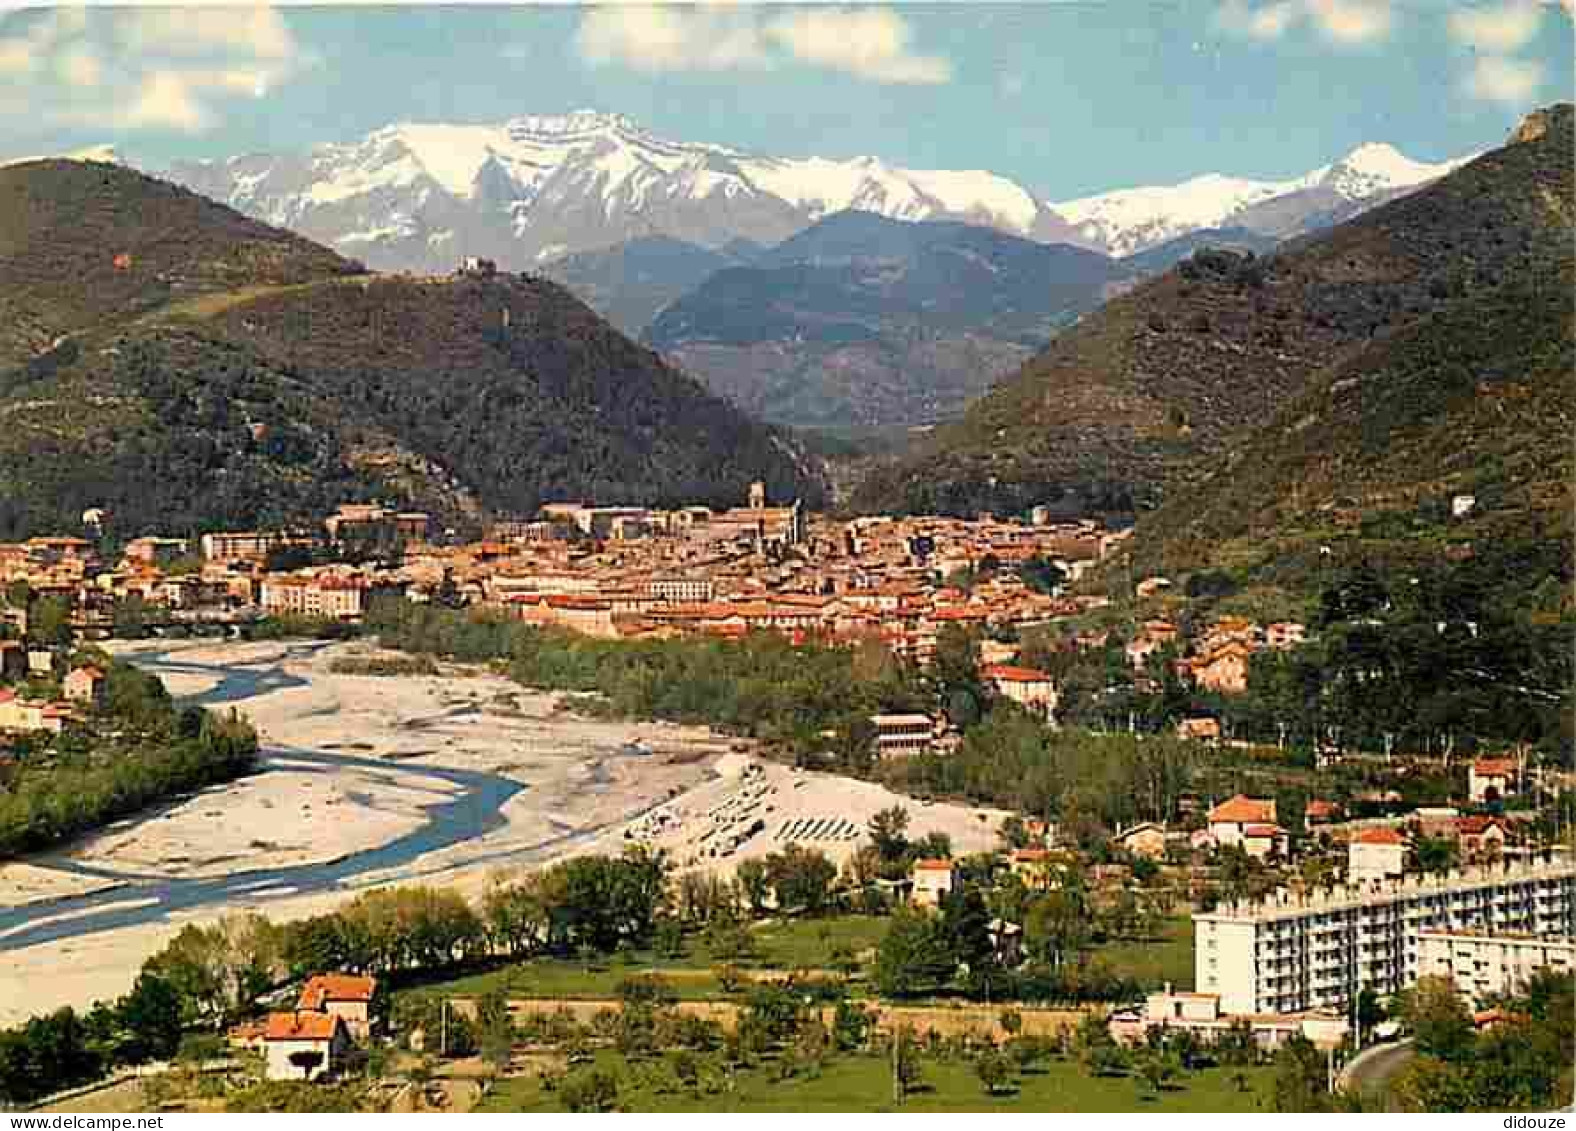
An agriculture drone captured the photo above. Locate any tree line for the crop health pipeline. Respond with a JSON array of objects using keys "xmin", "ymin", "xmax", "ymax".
[{"xmin": 0, "ymin": 659, "xmax": 259, "ymax": 858}]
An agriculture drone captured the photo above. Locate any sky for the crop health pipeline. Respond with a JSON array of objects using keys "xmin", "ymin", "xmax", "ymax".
[{"xmin": 0, "ymin": 1, "xmax": 1571, "ymax": 200}]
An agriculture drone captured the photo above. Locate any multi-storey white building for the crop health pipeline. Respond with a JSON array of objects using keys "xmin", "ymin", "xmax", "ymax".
[
  {"xmin": 1415, "ymin": 930, "xmax": 1574, "ymax": 1004},
  {"xmin": 1194, "ymin": 859, "xmax": 1576, "ymax": 1014}
]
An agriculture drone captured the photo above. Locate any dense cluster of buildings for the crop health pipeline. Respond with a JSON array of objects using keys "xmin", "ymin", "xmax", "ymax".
[{"xmin": 0, "ymin": 487, "xmax": 1132, "ymax": 661}]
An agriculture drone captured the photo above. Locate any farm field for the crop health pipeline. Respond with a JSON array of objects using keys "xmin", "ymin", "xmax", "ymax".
[{"xmin": 478, "ymin": 1052, "xmax": 1275, "ymax": 1112}]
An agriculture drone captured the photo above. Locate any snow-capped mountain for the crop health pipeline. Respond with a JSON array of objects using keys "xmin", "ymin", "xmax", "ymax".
[
  {"xmin": 163, "ymin": 111, "xmax": 1083, "ymax": 273},
  {"xmin": 138, "ymin": 112, "xmax": 1476, "ymax": 270},
  {"xmin": 1055, "ymin": 142, "xmax": 1475, "ymax": 258}
]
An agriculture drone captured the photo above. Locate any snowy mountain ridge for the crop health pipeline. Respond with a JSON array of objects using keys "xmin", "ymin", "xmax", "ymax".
[{"xmin": 47, "ymin": 111, "xmax": 1476, "ymax": 269}]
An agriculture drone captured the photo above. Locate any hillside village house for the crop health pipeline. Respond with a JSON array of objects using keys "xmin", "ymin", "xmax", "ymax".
[
  {"xmin": 260, "ymin": 1011, "xmax": 349, "ymax": 1082},
  {"xmin": 201, "ymin": 530, "xmax": 307, "ymax": 564},
  {"xmin": 261, "ymin": 572, "xmax": 400, "ymax": 621},
  {"xmin": 1176, "ymin": 715, "xmax": 1222, "ymax": 742},
  {"xmin": 1125, "ymin": 619, "xmax": 1179, "ymax": 668},
  {"xmin": 1180, "ymin": 640, "xmax": 1254, "ymax": 695},
  {"xmin": 1453, "ymin": 815, "xmax": 1511, "ymax": 860},
  {"xmin": 1115, "ymin": 821, "xmax": 1168, "ymax": 860},
  {"xmin": 910, "ymin": 859, "xmax": 956, "ymax": 907},
  {"xmin": 63, "ymin": 665, "xmax": 106, "ymax": 707},
  {"xmin": 1469, "ymin": 757, "xmax": 1520, "ymax": 804},
  {"xmin": 1108, "ymin": 986, "xmax": 1348, "ymax": 1051},
  {"xmin": 1207, "ymin": 795, "xmax": 1277, "ymax": 847},
  {"xmin": 297, "ymin": 973, "xmax": 377, "ymax": 1041},
  {"xmin": 1009, "ymin": 847, "xmax": 1056, "ymax": 889},
  {"xmin": 1265, "ymin": 622, "xmax": 1308, "ymax": 650},
  {"xmin": 981, "ymin": 664, "xmax": 1058, "ymax": 719},
  {"xmin": 1348, "ymin": 826, "xmax": 1407, "ymax": 885},
  {"xmin": 0, "ymin": 690, "xmax": 73, "ymax": 734}
]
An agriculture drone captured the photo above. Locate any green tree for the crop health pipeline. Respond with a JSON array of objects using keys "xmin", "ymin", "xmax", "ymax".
[
  {"xmin": 736, "ymin": 859, "xmax": 771, "ymax": 916},
  {"xmin": 1270, "ymin": 1034, "xmax": 1329, "ymax": 1113},
  {"xmin": 1396, "ymin": 975, "xmax": 1474, "ymax": 1061},
  {"xmin": 976, "ymin": 1047, "xmax": 1012, "ymax": 1095},
  {"xmin": 765, "ymin": 845, "xmax": 838, "ymax": 916},
  {"xmin": 560, "ymin": 1068, "xmax": 620, "ymax": 1112},
  {"xmin": 115, "ymin": 972, "xmax": 183, "ymax": 1062},
  {"xmin": 874, "ymin": 907, "xmax": 953, "ymax": 998},
  {"xmin": 867, "ymin": 805, "xmax": 911, "ymax": 865}
]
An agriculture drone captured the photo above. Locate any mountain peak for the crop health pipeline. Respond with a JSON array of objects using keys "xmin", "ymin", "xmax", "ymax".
[{"xmin": 1320, "ymin": 140, "xmax": 1470, "ymax": 199}]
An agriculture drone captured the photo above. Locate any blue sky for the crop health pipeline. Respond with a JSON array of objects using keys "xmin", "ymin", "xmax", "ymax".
[{"xmin": 1, "ymin": 2, "xmax": 1570, "ymax": 199}]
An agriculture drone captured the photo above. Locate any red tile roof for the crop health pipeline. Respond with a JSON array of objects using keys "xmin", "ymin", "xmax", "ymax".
[
  {"xmin": 1472, "ymin": 758, "xmax": 1517, "ymax": 776},
  {"xmin": 1209, "ymin": 795, "xmax": 1276, "ymax": 824},
  {"xmin": 981, "ymin": 664, "xmax": 1052, "ymax": 683},
  {"xmin": 298, "ymin": 973, "xmax": 377, "ymax": 1011},
  {"xmin": 1352, "ymin": 827, "xmax": 1406, "ymax": 845},
  {"xmin": 264, "ymin": 1011, "xmax": 343, "ymax": 1042}
]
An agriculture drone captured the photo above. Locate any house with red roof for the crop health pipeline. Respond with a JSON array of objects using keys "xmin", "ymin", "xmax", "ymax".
[
  {"xmin": 1348, "ymin": 826, "xmax": 1407, "ymax": 884},
  {"xmin": 1468, "ymin": 757, "xmax": 1519, "ymax": 805},
  {"xmin": 981, "ymin": 664, "xmax": 1058, "ymax": 718},
  {"xmin": 910, "ymin": 859, "xmax": 956, "ymax": 908},
  {"xmin": 1207, "ymin": 795, "xmax": 1277, "ymax": 850},
  {"xmin": 298, "ymin": 973, "xmax": 378, "ymax": 1041},
  {"xmin": 261, "ymin": 1011, "xmax": 349, "ymax": 1082},
  {"xmin": 63, "ymin": 665, "xmax": 106, "ymax": 708}
]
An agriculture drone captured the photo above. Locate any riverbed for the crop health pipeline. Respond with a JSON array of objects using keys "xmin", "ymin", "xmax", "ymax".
[{"xmin": 0, "ymin": 640, "xmax": 727, "ymax": 1022}]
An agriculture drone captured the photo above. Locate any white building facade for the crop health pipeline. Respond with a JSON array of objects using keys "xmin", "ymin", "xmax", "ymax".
[
  {"xmin": 1194, "ymin": 859, "xmax": 1576, "ymax": 1014},
  {"xmin": 1415, "ymin": 930, "xmax": 1575, "ymax": 1004}
]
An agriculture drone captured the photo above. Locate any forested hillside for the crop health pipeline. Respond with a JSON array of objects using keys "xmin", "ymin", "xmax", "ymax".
[
  {"xmin": 853, "ymin": 104, "xmax": 1573, "ymax": 517},
  {"xmin": 0, "ymin": 161, "xmax": 825, "ymax": 539}
]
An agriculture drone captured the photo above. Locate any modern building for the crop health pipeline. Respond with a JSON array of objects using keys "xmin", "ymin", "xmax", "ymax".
[
  {"xmin": 1194, "ymin": 859, "xmax": 1576, "ymax": 1015},
  {"xmin": 1415, "ymin": 930, "xmax": 1574, "ymax": 1004},
  {"xmin": 869, "ymin": 713, "xmax": 936, "ymax": 758}
]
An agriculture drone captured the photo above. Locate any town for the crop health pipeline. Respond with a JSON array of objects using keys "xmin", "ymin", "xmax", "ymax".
[{"xmin": 1, "ymin": 485, "xmax": 1570, "ymax": 1114}]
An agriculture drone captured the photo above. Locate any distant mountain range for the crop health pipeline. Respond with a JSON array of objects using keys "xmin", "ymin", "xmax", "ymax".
[
  {"xmin": 642, "ymin": 211, "xmax": 1135, "ymax": 429},
  {"xmin": 1056, "ymin": 142, "xmax": 1474, "ymax": 257},
  {"xmin": 0, "ymin": 159, "xmax": 824, "ymax": 541},
  {"xmin": 52, "ymin": 110, "xmax": 1477, "ymax": 273},
  {"xmin": 852, "ymin": 105, "xmax": 1573, "ymax": 519}
]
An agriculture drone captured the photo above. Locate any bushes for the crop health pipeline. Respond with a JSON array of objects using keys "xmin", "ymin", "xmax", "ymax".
[
  {"xmin": 365, "ymin": 599, "xmax": 924, "ymax": 763},
  {"xmin": 0, "ymin": 661, "xmax": 259, "ymax": 858}
]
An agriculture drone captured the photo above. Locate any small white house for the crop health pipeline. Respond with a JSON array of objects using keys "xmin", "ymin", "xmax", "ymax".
[
  {"xmin": 910, "ymin": 858, "xmax": 956, "ymax": 908},
  {"xmin": 1348, "ymin": 827, "xmax": 1406, "ymax": 885},
  {"xmin": 263, "ymin": 1011, "xmax": 349, "ymax": 1081}
]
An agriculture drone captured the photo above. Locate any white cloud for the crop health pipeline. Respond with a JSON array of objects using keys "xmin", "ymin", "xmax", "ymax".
[
  {"xmin": 1447, "ymin": 3, "xmax": 1545, "ymax": 52},
  {"xmin": 575, "ymin": 4, "xmax": 951, "ymax": 85},
  {"xmin": 55, "ymin": 46, "xmax": 103, "ymax": 90},
  {"xmin": 1216, "ymin": 0, "xmax": 1300, "ymax": 40},
  {"xmin": 119, "ymin": 71, "xmax": 211, "ymax": 132},
  {"xmin": 1306, "ymin": 0, "xmax": 1392, "ymax": 44},
  {"xmin": 576, "ymin": 6, "xmax": 769, "ymax": 73},
  {"xmin": 119, "ymin": 6, "xmax": 297, "ymax": 62},
  {"xmin": 1214, "ymin": 0, "xmax": 1392, "ymax": 46},
  {"xmin": 765, "ymin": 8, "xmax": 952, "ymax": 85},
  {"xmin": 0, "ymin": 4, "xmax": 299, "ymax": 134},
  {"xmin": 1463, "ymin": 54, "xmax": 1545, "ymax": 104}
]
